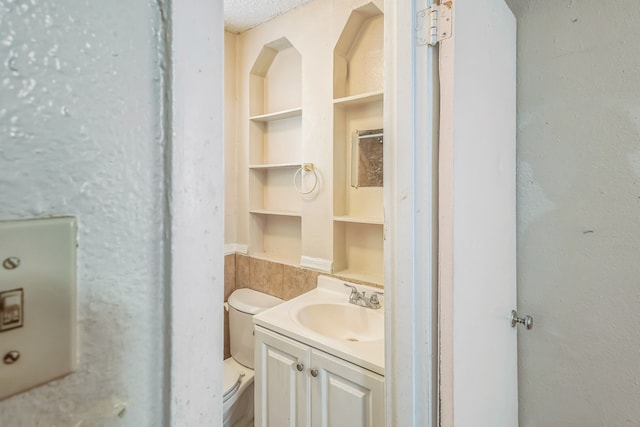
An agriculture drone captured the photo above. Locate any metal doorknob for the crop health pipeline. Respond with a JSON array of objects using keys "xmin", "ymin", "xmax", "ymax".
[
  {"xmin": 296, "ymin": 363, "xmax": 304, "ymax": 372},
  {"xmin": 310, "ymin": 368, "xmax": 318, "ymax": 377},
  {"xmin": 511, "ymin": 310, "xmax": 533, "ymax": 330}
]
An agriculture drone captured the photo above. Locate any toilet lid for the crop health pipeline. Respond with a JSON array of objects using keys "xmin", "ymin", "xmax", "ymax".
[
  {"xmin": 228, "ymin": 288, "xmax": 283, "ymax": 314},
  {"xmin": 223, "ymin": 363, "xmax": 241, "ymax": 402}
]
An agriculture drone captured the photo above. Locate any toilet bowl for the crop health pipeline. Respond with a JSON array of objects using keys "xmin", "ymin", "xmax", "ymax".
[
  {"xmin": 223, "ymin": 357, "xmax": 255, "ymax": 427},
  {"xmin": 223, "ymin": 288, "xmax": 283, "ymax": 427}
]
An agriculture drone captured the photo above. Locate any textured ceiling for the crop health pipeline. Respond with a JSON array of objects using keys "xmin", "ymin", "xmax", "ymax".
[{"xmin": 224, "ymin": 0, "xmax": 317, "ymax": 33}]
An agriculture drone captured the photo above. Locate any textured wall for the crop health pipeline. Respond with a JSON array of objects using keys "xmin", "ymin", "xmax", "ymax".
[
  {"xmin": 0, "ymin": 0, "xmax": 167, "ymax": 425},
  {"xmin": 505, "ymin": 0, "xmax": 640, "ymax": 425}
]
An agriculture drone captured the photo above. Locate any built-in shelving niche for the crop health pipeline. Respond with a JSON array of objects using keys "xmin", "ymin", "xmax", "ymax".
[
  {"xmin": 249, "ymin": 37, "xmax": 303, "ymax": 266},
  {"xmin": 333, "ymin": 3, "xmax": 384, "ymax": 284}
]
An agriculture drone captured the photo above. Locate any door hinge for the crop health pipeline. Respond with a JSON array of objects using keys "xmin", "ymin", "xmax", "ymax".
[{"xmin": 417, "ymin": 2, "xmax": 453, "ymax": 46}]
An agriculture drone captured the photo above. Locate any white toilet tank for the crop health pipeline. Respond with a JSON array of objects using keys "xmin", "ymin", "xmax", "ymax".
[{"xmin": 228, "ymin": 288, "xmax": 283, "ymax": 369}]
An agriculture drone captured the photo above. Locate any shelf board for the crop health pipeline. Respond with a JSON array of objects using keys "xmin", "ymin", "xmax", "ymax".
[
  {"xmin": 250, "ymin": 209, "xmax": 302, "ymax": 218},
  {"xmin": 249, "ymin": 251, "xmax": 300, "ymax": 268},
  {"xmin": 333, "ymin": 90, "xmax": 383, "ymax": 108},
  {"xmin": 332, "ymin": 268, "xmax": 384, "ymax": 287},
  {"xmin": 249, "ymin": 163, "xmax": 301, "ymax": 170},
  {"xmin": 333, "ymin": 215, "xmax": 384, "ymax": 225},
  {"xmin": 249, "ymin": 107, "xmax": 302, "ymax": 122}
]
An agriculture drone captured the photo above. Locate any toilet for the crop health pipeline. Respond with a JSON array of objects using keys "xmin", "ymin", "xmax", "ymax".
[{"xmin": 223, "ymin": 288, "xmax": 283, "ymax": 427}]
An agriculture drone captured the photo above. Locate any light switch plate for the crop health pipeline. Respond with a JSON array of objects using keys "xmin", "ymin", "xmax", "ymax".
[{"xmin": 0, "ymin": 217, "xmax": 77, "ymax": 400}]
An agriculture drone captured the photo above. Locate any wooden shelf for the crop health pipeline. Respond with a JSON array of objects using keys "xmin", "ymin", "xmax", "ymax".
[
  {"xmin": 249, "ymin": 163, "xmax": 301, "ymax": 170},
  {"xmin": 333, "ymin": 91, "xmax": 383, "ymax": 108},
  {"xmin": 250, "ymin": 209, "xmax": 302, "ymax": 217},
  {"xmin": 248, "ymin": 251, "xmax": 300, "ymax": 268},
  {"xmin": 333, "ymin": 215, "xmax": 383, "ymax": 225},
  {"xmin": 248, "ymin": 39, "xmax": 303, "ymax": 267},
  {"xmin": 332, "ymin": 5, "xmax": 384, "ymax": 287},
  {"xmin": 250, "ymin": 107, "xmax": 302, "ymax": 122},
  {"xmin": 249, "ymin": 214, "xmax": 301, "ymax": 267},
  {"xmin": 332, "ymin": 268, "xmax": 384, "ymax": 287}
]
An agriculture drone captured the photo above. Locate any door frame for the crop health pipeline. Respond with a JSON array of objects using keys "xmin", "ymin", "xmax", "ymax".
[
  {"xmin": 167, "ymin": 0, "xmax": 439, "ymax": 425},
  {"xmin": 384, "ymin": 1, "xmax": 438, "ymax": 426},
  {"xmin": 168, "ymin": 1, "xmax": 225, "ymax": 425}
]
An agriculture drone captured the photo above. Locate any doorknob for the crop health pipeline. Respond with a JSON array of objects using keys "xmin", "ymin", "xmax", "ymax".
[{"xmin": 511, "ymin": 310, "xmax": 533, "ymax": 330}]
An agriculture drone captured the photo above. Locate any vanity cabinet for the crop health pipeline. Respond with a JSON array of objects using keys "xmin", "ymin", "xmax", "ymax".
[{"xmin": 255, "ymin": 326, "xmax": 384, "ymax": 427}]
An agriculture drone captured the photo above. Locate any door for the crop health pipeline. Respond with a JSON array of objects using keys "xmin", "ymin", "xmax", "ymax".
[
  {"xmin": 254, "ymin": 327, "xmax": 310, "ymax": 427},
  {"xmin": 310, "ymin": 348, "xmax": 384, "ymax": 427},
  {"xmin": 438, "ymin": 0, "xmax": 518, "ymax": 426}
]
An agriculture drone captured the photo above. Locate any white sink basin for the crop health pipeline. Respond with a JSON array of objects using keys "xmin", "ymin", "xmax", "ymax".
[
  {"xmin": 254, "ymin": 275, "xmax": 385, "ymax": 375},
  {"xmin": 294, "ymin": 303, "xmax": 384, "ymax": 342}
]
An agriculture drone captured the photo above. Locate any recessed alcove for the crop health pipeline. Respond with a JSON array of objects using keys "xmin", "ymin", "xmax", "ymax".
[
  {"xmin": 333, "ymin": 3, "xmax": 383, "ymax": 99},
  {"xmin": 332, "ymin": 3, "xmax": 384, "ymax": 284},
  {"xmin": 248, "ymin": 37, "xmax": 303, "ymax": 265}
]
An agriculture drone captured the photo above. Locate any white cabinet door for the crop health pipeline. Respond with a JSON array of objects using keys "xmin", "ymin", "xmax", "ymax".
[
  {"xmin": 438, "ymin": 0, "xmax": 518, "ymax": 426},
  {"xmin": 310, "ymin": 349, "xmax": 384, "ymax": 427},
  {"xmin": 254, "ymin": 327, "xmax": 310, "ymax": 427}
]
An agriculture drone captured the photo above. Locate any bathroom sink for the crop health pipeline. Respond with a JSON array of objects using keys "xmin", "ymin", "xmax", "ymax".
[
  {"xmin": 253, "ymin": 275, "xmax": 385, "ymax": 375},
  {"xmin": 294, "ymin": 303, "xmax": 384, "ymax": 342}
]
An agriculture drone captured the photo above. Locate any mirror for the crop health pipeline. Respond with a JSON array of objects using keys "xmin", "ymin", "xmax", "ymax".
[{"xmin": 351, "ymin": 128, "xmax": 384, "ymax": 188}]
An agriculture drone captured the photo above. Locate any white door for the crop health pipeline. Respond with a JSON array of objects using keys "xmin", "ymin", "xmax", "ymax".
[
  {"xmin": 438, "ymin": 0, "xmax": 518, "ymax": 426},
  {"xmin": 254, "ymin": 327, "xmax": 310, "ymax": 427},
  {"xmin": 310, "ymin": 348, "xmax": 384, "ymax": 427}
]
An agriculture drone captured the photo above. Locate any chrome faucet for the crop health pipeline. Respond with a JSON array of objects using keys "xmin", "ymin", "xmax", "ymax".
[{"xmin": 344, "ymin": 284, "xmax": 384, "ymax": 309}]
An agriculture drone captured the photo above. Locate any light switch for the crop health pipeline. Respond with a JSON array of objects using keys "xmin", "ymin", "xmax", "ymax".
[
  {"xmin": 0, "ymin": 217, "xmax": 77, "ymax": 400},
  {"xmin": 0, "ymin": 289, "xmax": 24, "ymax": 331}
]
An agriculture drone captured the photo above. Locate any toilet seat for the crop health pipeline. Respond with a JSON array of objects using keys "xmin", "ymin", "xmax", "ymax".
[
  {"xmin": 223, "ymin": 362, "xmax": 242, "ymax": 403},
  {"xmin": 223, "ymin": 358, "xmax": 255, "ymax": 427}
]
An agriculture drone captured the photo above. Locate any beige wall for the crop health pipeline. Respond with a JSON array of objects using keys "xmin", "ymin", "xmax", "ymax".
[
  {"xmin": 506, "ymin": 0, "xmax": 640, "ymax": 424},
  {"xmin": 233, "ymin": 0, "xmax": 384, "ymax": 281},
  {"xmin": 225, "ymin": 31, "xmax": 239, "ymax": 245}
]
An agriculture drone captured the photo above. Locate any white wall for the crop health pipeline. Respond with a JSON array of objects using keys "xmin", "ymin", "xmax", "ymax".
[
  {"xmin": 505, "ymin": 0, "xmax": 640, "ymax": 424},
  {"xmin": 0, "ymin": 0, "xmax": 167, "ymax": 425},
  {"xmin": 169, "ymin": 1, "xmax": 225, "ymax": 425}
]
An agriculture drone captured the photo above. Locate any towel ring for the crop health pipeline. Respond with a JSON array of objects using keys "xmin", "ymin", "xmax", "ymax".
[{"xmin": 293, "ymin": 163, "xmax": 319, "ymax": 194}]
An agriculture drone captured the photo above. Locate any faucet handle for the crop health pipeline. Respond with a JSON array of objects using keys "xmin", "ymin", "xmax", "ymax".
[
  {"xmin": 369, "ymin": 291, "xmax": 384, "ymax": 305},
  {"xmin": 343, "ymin": 283, "xmax": 360, "ymax": 301},
  {"xmin": 344, "ymin": 283, "xmax": 358, "ymax": 294}
]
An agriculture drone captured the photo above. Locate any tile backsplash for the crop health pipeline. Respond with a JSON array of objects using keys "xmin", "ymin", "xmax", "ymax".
[{"xmin": 235, "ymin": 255, "xmax": 319, "ymax": 300}]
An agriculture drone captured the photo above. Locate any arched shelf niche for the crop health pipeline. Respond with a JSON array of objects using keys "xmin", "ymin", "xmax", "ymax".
[
  {"xmin": 332, "ymin": 3, "xmax": 385, "ymax": 285},
  {"xmin": 248, "ymin": 37, "xmax": 303, "ymax": 266}
]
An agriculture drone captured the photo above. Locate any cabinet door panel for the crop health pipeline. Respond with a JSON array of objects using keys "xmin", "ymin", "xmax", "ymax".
[
  {"xmin": 311, "ymin": 349, "xmax": 384, "ymax": 427},
  {"xmin": 255, "ymin": 327, "xmax": 309, "ymax": 427}
]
